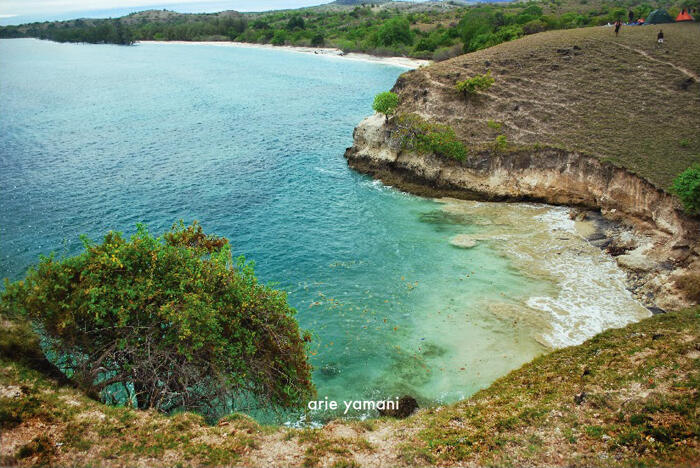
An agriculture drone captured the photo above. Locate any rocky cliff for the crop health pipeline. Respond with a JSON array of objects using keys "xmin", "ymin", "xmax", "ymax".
[{"xmin": 344, "ymin": 24, "xmax": 700, "ymax": 310}]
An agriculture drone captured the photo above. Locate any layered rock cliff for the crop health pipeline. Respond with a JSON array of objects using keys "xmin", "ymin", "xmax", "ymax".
[{"xmin": 345, "ymin": 113, "xmax": 699, "ymax": 310}]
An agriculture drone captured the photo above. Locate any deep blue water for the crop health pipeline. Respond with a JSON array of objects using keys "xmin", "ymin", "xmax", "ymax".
[{"xmin": 0, "ymin": 39, "xmax": 647, "ymax": 422}]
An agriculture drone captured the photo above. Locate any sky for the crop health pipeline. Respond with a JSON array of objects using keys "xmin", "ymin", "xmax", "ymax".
[{"xmin": 0, "ymin": 0, "xmax": 329, "ymax": 25}]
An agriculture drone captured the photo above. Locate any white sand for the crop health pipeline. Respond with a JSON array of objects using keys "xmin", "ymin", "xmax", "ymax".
[{"xmin": 138, "ymin": 40, "xmax": 430, "ymax": 69}]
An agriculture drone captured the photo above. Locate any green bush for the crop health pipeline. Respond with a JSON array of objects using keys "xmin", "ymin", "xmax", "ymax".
[
  {"xmin": 672, "ymin": 164, "xmax": 700, "ymax": 215},
  {"xmin": 271, "ymin": 29, "xmax": 287, "ymax": 45},
  {"xmin": 487, "ymin": 120, "xmax": 502, "ymax": 130},
  {"xmin": 310, "ymin": 33, "xmax": 324, "ymax": 47},
  {"xmin": 372, "ymin": 91, "xmax": 399, "ymax": 120},
  {"xmin": 456, "ymin": 71, "xmax": 495, "ymax": 97},
  {"xmin": 494, "ymin": 134, "xmax": 508, "ymax": 150},
  {"xmin": 375, "ymin": 16, "xmax": 412, "ymax": 47},
  {"xmin": 0, "ymin": 222, "xmax": 314, "ymax": 418},
  {"xmin": 394, "ymin": 113, "xmax": 468, "ymax": 161}
]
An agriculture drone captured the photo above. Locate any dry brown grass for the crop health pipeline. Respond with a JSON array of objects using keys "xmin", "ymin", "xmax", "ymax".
[
  {"xmin": 1, "ymin": 308, "xmax": 698, "ymax": 467},
  {"xmin": 394, "ymin": 23, "xmax": 700, "ymax": 190}
]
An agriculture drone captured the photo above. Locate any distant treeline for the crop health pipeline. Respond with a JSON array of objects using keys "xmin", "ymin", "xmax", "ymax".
[
  {"xmin": 1, "ymin": 18, "xmax": 135, "ymax": 45},
  {"xmin": 0, "ymin": 0, "xmax": 696, "ymax": 59}
]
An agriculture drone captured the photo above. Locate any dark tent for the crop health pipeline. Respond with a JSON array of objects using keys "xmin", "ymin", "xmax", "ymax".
[{"xmin": 645, "ymin": 9, "xmax": 674, "ymax": 24}]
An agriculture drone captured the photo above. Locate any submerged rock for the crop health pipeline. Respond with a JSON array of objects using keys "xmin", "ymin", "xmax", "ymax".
[{"xmin": 449, "ymin": 234, "xmax": 478, "ymax": 249}]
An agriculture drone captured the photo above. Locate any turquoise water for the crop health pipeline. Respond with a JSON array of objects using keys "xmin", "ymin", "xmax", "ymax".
[{"xmin": 0, "ymin": 39, "xmax": 648, "ymax": 422}]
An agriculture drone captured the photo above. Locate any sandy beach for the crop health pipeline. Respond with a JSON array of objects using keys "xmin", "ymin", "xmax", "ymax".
[{"xmin": 139, "ymin": 40, "xmax": 430, "ymax": 69}]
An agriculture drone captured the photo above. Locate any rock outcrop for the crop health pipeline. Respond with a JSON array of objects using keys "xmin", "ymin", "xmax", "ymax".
[{"xmin": 345, "ymin": 113, "xmax": 700, "ymax": 310}]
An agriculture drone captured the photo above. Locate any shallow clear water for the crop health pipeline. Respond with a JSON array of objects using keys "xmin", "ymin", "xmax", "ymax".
[{"xmin": 0, "ymin": 39, "xmax": 649, "ymax": 421}]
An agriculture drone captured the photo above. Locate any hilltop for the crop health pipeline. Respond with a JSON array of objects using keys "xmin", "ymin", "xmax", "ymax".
[{"xmin": 388, "ymin": 22, "xmax": 700, "ymax": 189}]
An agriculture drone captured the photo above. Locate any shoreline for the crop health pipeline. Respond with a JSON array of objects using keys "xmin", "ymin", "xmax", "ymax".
[{"xmin": 138, "ymin": 40, "xmax": 431, "ymax": 69}]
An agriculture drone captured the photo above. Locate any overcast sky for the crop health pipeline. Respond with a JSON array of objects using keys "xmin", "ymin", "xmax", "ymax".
[{"xmin": 0, "ymin": 0, "xmax": 327, "ymax": 24}]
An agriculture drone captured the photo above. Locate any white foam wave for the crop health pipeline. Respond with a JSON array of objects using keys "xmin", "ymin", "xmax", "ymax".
[{"xmin": 526, "ymin": 210, "xmax": 650, "ymax": 348}]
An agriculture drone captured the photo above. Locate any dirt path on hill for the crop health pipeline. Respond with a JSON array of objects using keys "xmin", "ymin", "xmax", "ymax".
[{"xmin": 611, "ymin": 41, "xmax": 699, "ymax": 81}]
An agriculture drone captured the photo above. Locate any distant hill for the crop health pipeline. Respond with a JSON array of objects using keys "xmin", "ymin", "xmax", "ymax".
[
  {"xmin": 331, "ymin": 0, "xmax": 390, "ymax": 5},
  {"xmin": 0, "ymin": 0, "xmax": 686, "ymax": 60}
]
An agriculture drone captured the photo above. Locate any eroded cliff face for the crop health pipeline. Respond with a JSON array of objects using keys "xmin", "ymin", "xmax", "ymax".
[{"xmin": 345, "ymin": 113, "xmax": 700, "ymax": 310}]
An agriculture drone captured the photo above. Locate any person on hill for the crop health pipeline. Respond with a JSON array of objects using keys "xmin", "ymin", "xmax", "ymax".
[
  {"xmin": 614, "ymin": 20, "xmax": 622, "ymax": 36},
  {"xmin": 628, "ymin": 10, "xmax": 634, "ymax": 23},
  {"xmin": 657, "ymin": 30, "xmax": 664, "ymax": 47}
]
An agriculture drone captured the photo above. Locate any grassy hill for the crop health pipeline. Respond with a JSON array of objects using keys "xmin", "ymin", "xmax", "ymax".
[
  {"xmin": 392, "ymin": 22, "xmax": 700, "ymax": 189},
  {"xmin": 1, "ymin": 307, "xmax": 697, "ymax": 466}
]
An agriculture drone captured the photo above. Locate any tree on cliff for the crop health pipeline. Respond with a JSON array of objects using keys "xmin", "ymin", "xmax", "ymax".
[
  {"xmin": 673, "ymin": 164, "xmax": 700, "ymax": 215},
  {"xmin": 373, "ymin": 91, "xmax": 399, "ymax": 122},
  {"xmin": 0, "ymin": 221, "xmax": 315, "ymax": 419}
]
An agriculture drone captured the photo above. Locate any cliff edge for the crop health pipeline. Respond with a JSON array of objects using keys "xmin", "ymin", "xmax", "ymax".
[{"xmin": 345, "ymin": 23, "xmax": 700, "ymax": 311}]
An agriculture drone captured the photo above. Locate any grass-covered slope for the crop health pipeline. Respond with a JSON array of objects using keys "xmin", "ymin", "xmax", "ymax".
[
  {"xmin": 393, "ymin": 22, "xmax": 700, "ymax": 190},
  {"xmin": 2, "ymin": 309, "xmax": 697, "ymax": 466}
]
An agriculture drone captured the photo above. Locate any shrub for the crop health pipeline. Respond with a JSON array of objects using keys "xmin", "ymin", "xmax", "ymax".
[
  {"xmin": 0, "ymin": 222, "xmax": 314, "ymax": 418},
  {"xmin": 286, "ymin": 15, "xmax": 305, "ymax": 31},
  {"xmin": 271, "ymin": 29, "xmax": 287, "ymax": 45},
  {"xmin": 433, "ymin": 44, "xmax": 463, "ymax": 62},
  {"xmin": 456, "ymin": 71, "xmax": 495, "ymax": 97},
  {"xmin": 310, "ymin": 33, "xmax": 324, "ymax": 47},
  {"xmin": 522, "ymin": 19, "xmax": 547, "ymax": 35},
  {"xmin": 487, "ymin": 119, "xmax": 502, "ymax": 130},
  {"xmin": 376, "ymin": 16, "xmax": 412, "ymax": 47},
  {"xmin": 372, "ymin": 91, "xmax": 399, "ymax": 120},
  {"xmin": 672, "ymin": 164, "xmax": 700, "ymax": 215},
  {"xmin": 494, "ymin": 134, "xmax": 508, "ymax": 150},
  {"xmin": 394, "ymin": 113, "xmax": 468, "ymax": 161}
]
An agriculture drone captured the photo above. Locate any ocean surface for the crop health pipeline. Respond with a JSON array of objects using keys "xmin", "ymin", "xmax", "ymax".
[{"xmin": 0, "ymin": 38, "xmax": 649, "ymax": 422}]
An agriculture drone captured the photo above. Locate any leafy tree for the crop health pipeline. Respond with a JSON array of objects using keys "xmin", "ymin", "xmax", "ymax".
[
  {"xmin": 372, "ymin": 91, "xmax": 399, "ymax": 121},
  {"xmin": 459, "ymin": 8, "xmax": 495, "ymax": 52},
  {"xmin": 376, "ymin": 16, "xmax": 412, "ymax": 47},
  {"xmin": 286, "ymin": 15, "xmax": 305, "ymax": 31},
  {"xmin": 672, "ymin": 164, "xmax": 700, "ymax": 215},
  {"xmin": 271, "ymin": 29, "xmax": 287, "ymax": 45},
  {"xmin": 252, "ymin": 18, "xmax": 269, "ymax": 29},
  {"xmin": 0, "ymin": 222, "xmax": 315, "ymax": 418},
  {"xmin": 311, "ymin": 33, "xmax": 325, "ymax": 47}
]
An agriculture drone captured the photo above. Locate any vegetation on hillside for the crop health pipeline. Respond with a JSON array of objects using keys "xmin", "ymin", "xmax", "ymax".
[
  {"xmin": 456, "ymin": 70, "xmax": 495, "ymax": 96},
  {"xmin": 1, "ymin": 306, "xmax": 697, "ymax": 466},
  {"xmin": 0, "ymin": 222, "xmax": 314, "ymax": 421},
  {"xmin": 673, "ymin": 164, "xmax": 700, "ymax": 215},
  {"xmin": 1, "ymin": 0, "xmax": 697, "ymax": 59},
  {"xmin": 389, "ymin": 23, "xmax": 700, "ymax": 189},
  {"xmin": 393, "ymin": 113, "xmax": 469, "ymax": 161}
]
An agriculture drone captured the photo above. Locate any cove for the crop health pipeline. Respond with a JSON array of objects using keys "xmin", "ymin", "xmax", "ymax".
[{"xmin": 0, "ymin": 39, "xmax": 649, "ymax": 422}]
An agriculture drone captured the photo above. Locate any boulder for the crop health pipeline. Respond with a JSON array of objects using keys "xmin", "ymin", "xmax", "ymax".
[
  {"xmin": 616, "ymin": 253, "xmax": 656, "ymax": 272},
  {"xmin": 378, "ymin": 395, "xmax": 419, "ymax": 419}
]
